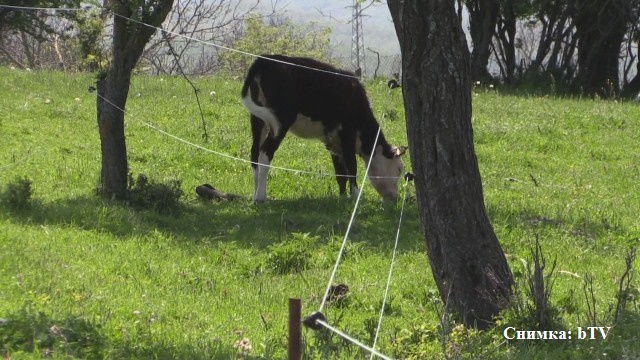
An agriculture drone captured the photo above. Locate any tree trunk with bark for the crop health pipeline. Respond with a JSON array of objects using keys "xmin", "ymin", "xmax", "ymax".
[
  {"xmin": 466, "ymin": 0, "xmax": 499, "ymax": 82},
  {"xmin": 573, "ymin": 0, "xmax": 629, "ymax": 97},
  {"xmin": 494, "ymin": 1, "xmax": 516, "ymax": 83},
  {"xmin": 387, "ymin": 0, "xmax": 513, "ymax": 329},
  {"xmin": 96, "ymin": 0, "xmax": 174, "ymax": 198}
]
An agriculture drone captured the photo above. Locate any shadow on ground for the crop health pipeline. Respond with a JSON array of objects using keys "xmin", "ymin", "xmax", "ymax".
[
  {"xmin": 0, "ymin": 303, "xmax": 245, "ymax": 359},
  {"xmin": 0, "ymin": 192, "xmax": 424, "ymax": 252}
]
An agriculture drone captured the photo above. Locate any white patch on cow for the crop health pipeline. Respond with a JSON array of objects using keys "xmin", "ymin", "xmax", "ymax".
[
  {"xmin": 242, "ymin": 80, "xmax": 281, "ymax": 137},
  {"xmin": 251, "ymin": 165, "xmax": 259, "ymax": 198},
  {"xmin": 289, "ymin": 114, "xmax": 325, "ymax": 139},
  {"xmin": 254, "ymin": 151, "xmax": 271, "ymax": 203},
  {"xmin": 367, "ymin": 145, "xmax": 405, "ymax": 202}
]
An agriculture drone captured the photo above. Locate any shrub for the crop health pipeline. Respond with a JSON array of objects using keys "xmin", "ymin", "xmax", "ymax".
[
  {"xmin": 127, "ymin": 173, "xmax": 183, "ymax": 215},
  {"xmin": 0, "ymin": 303, "xmax": 105, "ymax": 358},
  {"xmin": 266, "ymin": 232, "xmax": 318, "ymax": 274},
  {"xmin": 1, "ymin": 176, "xmax": 32, "ymax": 209}
]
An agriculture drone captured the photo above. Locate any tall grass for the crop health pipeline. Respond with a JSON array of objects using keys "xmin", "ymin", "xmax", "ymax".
[{"xmin": 0, "ymin": 67, "xmax": 638, "ymax": 359}]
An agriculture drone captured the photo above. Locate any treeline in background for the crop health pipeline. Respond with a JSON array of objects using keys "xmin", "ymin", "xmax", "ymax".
[{"xmin": 1, "ymin": 0, "xmax": 639, "ymax": 97}]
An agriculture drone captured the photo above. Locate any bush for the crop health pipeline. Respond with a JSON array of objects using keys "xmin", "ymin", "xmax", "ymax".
[
  {"xmin": 266, "ymin": 232, "xmax": 318, "ymax": 274},
  {"xmin": 0, "ymin": 303, "xmax": 105, "ymax": 358},
  {"xmin": 127, "ymin": 173, "xmax": 183, "ymax": 215},
  {"xmin": 1, "ymin": 176, "xmax": 32, "ymax": 209}
]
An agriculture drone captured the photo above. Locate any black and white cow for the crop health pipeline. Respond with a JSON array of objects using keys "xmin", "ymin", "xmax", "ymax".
[{"xmin": 241, "ymin": 54, "xmax": 406, "ymax": 204}]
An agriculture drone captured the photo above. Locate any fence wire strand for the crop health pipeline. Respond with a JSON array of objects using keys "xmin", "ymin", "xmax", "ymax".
[
  {"xmin": 93, "ymin": 90, "xmax": 400, "ymax": 179},
  {"xmin": 316, "ymin": 319, "xmax": 393, "ymax": 360},
  {"xmin": 318, "ymin": 125, "xmax": 381, "ymax": 313},
  {"xmin": 0, "ymin": 4, "xmax": 87, "ymax": 11},
  {"xmin": 2, "ymin": 6, "xmax": 401, "ymax": 359},
  {"xmin": 369, "ymin": 178, "xmax": 409, "ymax": 359}
]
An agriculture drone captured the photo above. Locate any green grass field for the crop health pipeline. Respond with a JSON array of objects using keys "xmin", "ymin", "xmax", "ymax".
[{"xmin": 0, "ymin": 67, "xmax": 639, "ymax": 359}]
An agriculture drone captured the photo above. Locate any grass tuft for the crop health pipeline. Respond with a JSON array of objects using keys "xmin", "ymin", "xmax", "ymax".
[
  {"xmin": 1, "ymin": 176, "xmax": 33, "ymax": 210},
  {"xmin": 126, "ymin": 173, "xmax": 184, "ymax": 215}
]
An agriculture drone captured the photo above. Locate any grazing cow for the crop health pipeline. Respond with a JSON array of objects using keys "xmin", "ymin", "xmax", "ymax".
[{"xmin": 241, "ymin": 54, "xmax": 406, "ymax": 204}]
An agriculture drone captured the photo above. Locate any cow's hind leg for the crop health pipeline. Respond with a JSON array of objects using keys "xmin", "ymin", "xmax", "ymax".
[{"xmin": 250, "ymin": 115, "xmax": 269, "ymax": 203}]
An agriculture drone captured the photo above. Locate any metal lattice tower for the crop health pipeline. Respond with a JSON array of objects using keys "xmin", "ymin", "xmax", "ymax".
[{"xmin": 351, "ymin": 1, "xmax": 365, "ymax": 76}]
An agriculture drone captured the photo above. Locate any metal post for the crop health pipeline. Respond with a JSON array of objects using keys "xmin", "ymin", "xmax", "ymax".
[
  {"xmin": 351, "ymin": 0, "xmax": 365, "ymax": 76},
  {"xmin": 288, "ymin": 298, "xmax": 302, "ymax": 360}
]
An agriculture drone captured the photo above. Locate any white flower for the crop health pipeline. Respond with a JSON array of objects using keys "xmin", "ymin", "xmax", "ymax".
[{"xmin": 234, "ymin": 338, "xmax": 252, "ymax": 353}]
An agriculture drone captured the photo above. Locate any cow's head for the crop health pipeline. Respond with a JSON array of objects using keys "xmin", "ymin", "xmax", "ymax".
[{"xmin": 368, "ymin": 145, "xmax": 407, "ymax": 201}]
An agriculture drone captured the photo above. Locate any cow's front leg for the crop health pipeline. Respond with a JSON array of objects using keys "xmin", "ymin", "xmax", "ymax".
[
  {"xmin": 340, "ymin": 137, "xmax": 359, "ymax": 198},
  {"xmin": 330, "ymin": 154, "xmax": 348, "ymax": 196},
  {"xmin": 252, "ymin": 113, "xmax": 292, "ymax": 204},
  {"xmin": 250, "ymin": 115, "xmax": 269, "ymax": 203},
  {"xmin": 254, "ymin": 149, "xmax": 270, "ymax": 204}
]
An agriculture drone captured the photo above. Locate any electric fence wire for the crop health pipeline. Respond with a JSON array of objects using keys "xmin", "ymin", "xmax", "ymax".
[
  {"xmin": 92, "ymin": 90, "xmax": 400, "ymax": 179},
  {"xmin": 110, "ymin": 11, "xmax": 361, "ymax": 79},
  {"xmin": 0, "ymin": 4, "xmax": 87, "ymax": 11},
  {"xmin": 2, "ymin": 5, "xmax": 403, "ymax": 358},
  {"xmin": 0, "ymin": 4, "xmax": 401, "ymax": 181},
  {"xmin": 369, "ymin": 177, "xmax": 410, "ymax": 359},
  {"xmin": 94, "ymin": 90, "xmax": 400, "ymax": 360},
  {"xmin": 318, "ymin": 124, "xmax": 381, "ymax": 313},
  {"xmin": 0, "ymin": 4, "xmax": 360, "ymax": 80},
  {"xmin": 316, "ymin": 319, "xmax": 393, "ymax": 360}
]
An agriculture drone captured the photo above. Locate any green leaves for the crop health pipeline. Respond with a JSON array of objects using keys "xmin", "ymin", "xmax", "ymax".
[
  {"xmin": 218, "ymin": 17, "xmax": 332, "ymax": 76},
  {"xmin": 266, "ymin": 232, "xmax": 318, "ymax": 274}
]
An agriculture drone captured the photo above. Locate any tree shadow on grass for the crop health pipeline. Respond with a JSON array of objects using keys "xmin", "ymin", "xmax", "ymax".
[
  {"xmin": 485, "ymin": 203, "xmax": 630, "ymax": 243},
  {"xmin": 0, "ymin": 192, "xmax": 424, "ymax": 252}
]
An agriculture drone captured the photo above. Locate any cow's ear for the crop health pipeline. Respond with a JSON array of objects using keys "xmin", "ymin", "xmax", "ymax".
[{"xmin": 394, "ymin": 146, "xmax": 408, "ymax": 157}]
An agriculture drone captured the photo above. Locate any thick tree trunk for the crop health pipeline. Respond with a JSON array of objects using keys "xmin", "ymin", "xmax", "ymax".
[
  {"xmin": 96, "ymin": 72, "xmax": 130, "ymax": 199},
  {"xmin": 467, "ymin": 0, "xmax": 499, "ymax": 82},
  {"xmin": 96, "ymin": 0, "xmax": 175, "ymax": 199},
  {"xmin": 574, "ymin": 0, "xmax": 628, "ymax": 96},
  {"xmin": 529, "ymin": 0, "xmax": 574, "ymax": 74},
  {"xmin": 388, "ymin": 0, "xmax": 513, "ymax": 329},
  {"xmin": 495, "ymin": 2, "xmax": 516, "ymax": 83},
  {"xmin": 623, "ymin": 62, "xmax": 640, "ymax": 96}
]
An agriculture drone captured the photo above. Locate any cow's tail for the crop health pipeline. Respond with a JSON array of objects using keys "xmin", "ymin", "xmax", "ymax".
[{"xmin": 241, "ymin": 55, "xmax": 270, "ymax": 98}]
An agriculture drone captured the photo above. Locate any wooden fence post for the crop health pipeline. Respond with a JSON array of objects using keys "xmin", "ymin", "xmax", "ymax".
[{"xmin": 288, "ymin": 298, "xmax": 302, "ymax": 360}]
